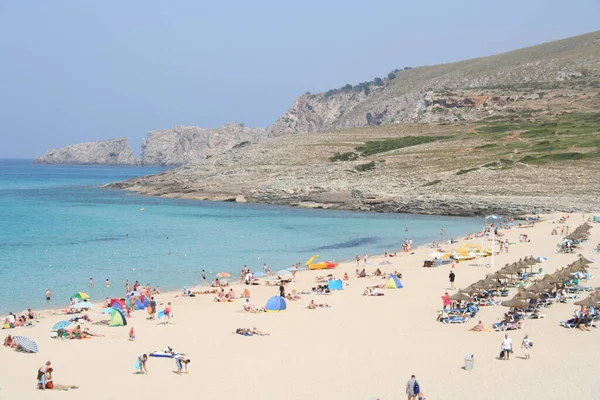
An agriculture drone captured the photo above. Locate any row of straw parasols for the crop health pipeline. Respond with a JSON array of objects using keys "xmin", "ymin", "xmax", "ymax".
[{"xmin": 456, "ymin": 254, "xmax": 595, "ymax": 309}]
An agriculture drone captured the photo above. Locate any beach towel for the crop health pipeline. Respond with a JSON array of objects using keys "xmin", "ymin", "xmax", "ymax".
[
  {"xmin": 149, "ymin": 351, "xmax": 181, "ymax": 358},
  {"xmin": 157, "ymin": 310, "xmax": 165, "ymax": 319}
]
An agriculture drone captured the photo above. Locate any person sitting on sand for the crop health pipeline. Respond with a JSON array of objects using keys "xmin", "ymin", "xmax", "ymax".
[
  {"xmin": 343, "ymin": 272, "xmax": 349, "ymax": 281},
  {"xmin": 211, "ymin": 278, "xmax": 221, "ymax": 288},
  {"xmin": 226, "ymin": 288, "xmax": 236, "ymax": 300},
  {"xmin": 359, "ymin": 269, "xmax": 367, "ymax": 278},
  {"xmin": 469, "ymin": 320, "xmax": 489, "ymax": 332},
  {"xmin": 82, "ymin": 327, "xmax": 104, "ymax": 337},
  {"xmin": 308, "ymin": 300, "xmax": 330, "ymax": 309},
  {"xmin": 241, "ymin": 288, "xmax": 251, "ymax": 298},
  {"xmin": 243, "ymin": 299, "xmax": 261, "ymax": 313},
  {"xmin": 374, "ymin": 268, "xmax": 383, "ymax": 277},
  {"xmin": 214, "ymin": 289, "xmax": 226, "ymax": 302},
  {"xmin": 68, "ymin": 325, "xmax": 87, "ymax": 339}
]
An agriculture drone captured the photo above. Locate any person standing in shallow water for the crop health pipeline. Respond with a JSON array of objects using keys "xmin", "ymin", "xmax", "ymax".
[
  {"xmin": 89, "ymin": 277, "xmax": 93, "ymax": 287},
  {"xmin": 45, "ymin": 289, "xmax": 52, "ymax": 301},
  {"xmin": 105, "ymin": 279, "xmax": 110, "ymax": 288},
  {"xmin": 202, "ymin": 270, "xmax": 206, "ymax": 285}
]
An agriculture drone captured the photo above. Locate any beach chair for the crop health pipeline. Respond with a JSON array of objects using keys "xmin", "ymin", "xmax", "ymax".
[
  {"xmin": 560, "ymin": 320, "xmax": 577, "ymax": 329},
  {"xmin": 442, "ymin": 316, "xmax": 469, "ymax": 324}
]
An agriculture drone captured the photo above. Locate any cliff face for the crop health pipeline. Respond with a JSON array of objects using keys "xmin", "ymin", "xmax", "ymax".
[
  {"xmin": 34, "ymin": 138, "xmax": 137, "ymax": 165},
  {"xmin": 268, "ymin": 30, "xmax": 600, "ymax": 136},
  {"xmin": 141, "ymin": 123, "xmax": 267, "ymax": 166}
]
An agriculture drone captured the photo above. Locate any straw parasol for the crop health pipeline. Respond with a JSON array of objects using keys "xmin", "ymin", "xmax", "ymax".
[
  {"xmin": 577, "ymin": 254, "xmax": 593, "ymax": 264},
  {"xmin": 574, "ymin": 295, "xmax": 600, "ymax": 307},
  {"xmin": 501, "ymin": 297, "xmax": 530, "ymax": 308},
  {"xmin": 471, "ymin": 279, "xmax": 498, "ymax": 289},
  {"xmin": 487, "ymin": 272, "xmax": 509, "ymax": 280},
  {"xmin": 543, "ymin": 274, "xmax": 561, "ymax": 284},
  {"xmin": 449, "ymin": 292, "xmax": 471, "ymax": 301},
  {"xmin": 515, "ymin": 290, "xmax": 539, "ymax": 300},
  {"xmin": 459, "ymin": 286, "xmax": 481, "ymax": 294},
  {"xmin": 527, "ymin": 282, "xmax": 553, "ymax": 293}
]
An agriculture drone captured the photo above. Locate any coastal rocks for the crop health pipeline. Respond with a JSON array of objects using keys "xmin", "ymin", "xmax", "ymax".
[
  {"xmin": 235, "ymin": 195, "xmax": 247, "ymax": 203},
  {"xmin": 140, "ymin": 123, "xmax": 266, "ymax": 166},
  {"xmin": 35, "ymin": 138, "xmax": 137, "ymax": 165}
]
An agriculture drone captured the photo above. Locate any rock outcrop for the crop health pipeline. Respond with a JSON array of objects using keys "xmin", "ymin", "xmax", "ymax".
[
  {"xmin": 140, "ymin": 123, "xmax": 266, "ymax": 166},
  {"xmin": 35, "ymin": 138, "xmax": 137, "ymax": 165}
]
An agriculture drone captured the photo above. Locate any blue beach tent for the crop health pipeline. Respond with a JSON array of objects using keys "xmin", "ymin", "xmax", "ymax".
[
  {"xmin": 327, "ymin": 279, "xmax": 343, "ymax": 291},
  {"xmin": 265, "ymin": 296, "xmax": 287, "ymax": 312}
]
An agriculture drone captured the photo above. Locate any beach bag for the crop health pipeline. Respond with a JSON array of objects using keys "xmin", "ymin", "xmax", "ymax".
[
  {"xmin": 499, "ymin": 350, "xmax": 505, "ymax": 358},
  {"xmin": 413, "ymin": 381, "xmax": 420, "ymax": 395},
  {"xmin": 46, "ymin": 381, "xmax": 54, "ymax": 389}
]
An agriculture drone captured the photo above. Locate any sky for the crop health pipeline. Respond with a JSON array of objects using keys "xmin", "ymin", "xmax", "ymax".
[{"xmin": 0, "ymin": 0, "xmax": 598, "ymax": 158}]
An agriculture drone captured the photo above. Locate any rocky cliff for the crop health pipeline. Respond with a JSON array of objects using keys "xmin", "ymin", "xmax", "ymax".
[
  {"xmin": 268, "ymin": 30, "xmax": 600, "ymax": 136},
  {"xmin": 35, "ymin": 138, "xmax": 137, "ymax": 165},
  {"xmin": 140, "ymin": 123, "xmax": 267, "ymax": 166}
]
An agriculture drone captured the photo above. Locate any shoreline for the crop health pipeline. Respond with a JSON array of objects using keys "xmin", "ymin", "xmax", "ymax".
[
  {"xmin": 103, "ymin": 183, "xmax": 599, "ymax": 217},
  {"xmin": 8, "ymin": 214, "xmax": 487, "ymax": 319},
  {"xmin": 1, "ymin": 211, "xmax": 599, "ymax": 399}
]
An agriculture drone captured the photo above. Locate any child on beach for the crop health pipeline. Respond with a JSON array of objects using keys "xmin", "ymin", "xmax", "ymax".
[
  {"xmin": 136, "ymin": 354, "xmax": 148, "ymax": 374},
  {"xmin": 129, "ymin": 327, "xmax": 135, "ymax": 341},
  {"xmin": 175, "ymin": 355, "xmax": 190, "ymax": 375}
]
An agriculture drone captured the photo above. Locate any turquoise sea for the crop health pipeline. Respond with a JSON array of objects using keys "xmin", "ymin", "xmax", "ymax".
[{"xmin": 0, "ymin": 159, "xmax": 484, "ymax": 313}]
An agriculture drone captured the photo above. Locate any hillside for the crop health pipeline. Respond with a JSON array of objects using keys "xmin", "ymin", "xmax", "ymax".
[
  {"xmin": 106, "ymin": 110, "xmax": 600, "ymax": 216},
  {"xmin": 268, "ymin": 30, "xmax": 600, "ymax": 136}
]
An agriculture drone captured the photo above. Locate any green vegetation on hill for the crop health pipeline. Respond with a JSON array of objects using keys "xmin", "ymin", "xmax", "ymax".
[{"xmin": 356, "ymin": 136, "xmax": 448, "ymax": 156}]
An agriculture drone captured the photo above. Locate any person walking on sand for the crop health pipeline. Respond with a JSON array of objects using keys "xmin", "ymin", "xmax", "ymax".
[
  {"xmin": 45, "ymin": 289, "xmax": 52, "ymax": 301},
  {"xmin": 202, "ymin": 270, "xmax": 206, "ymax": 285},
  {"xmin": 356, "ymin": 255, "xmax": 360, "ymax": 267},
  {"xmin": 164, "ymin": 302, "xmax": 172, "ymax": 324},
  {"xmin": 449, "ymin": 270, "xmax": 456, "ymax": 290},
  {"xmin": 406, "ymin": 374, "xmax": 419, "ymax": 400},
  {"xmin": 521, "ymin": 334, "xmax": 532, "ymax": 359},
  {"xmin": 129, "ymin": 326, "xmax": 135, "ymax": 341},
  {"xmin": 501, "ymin": 333, "xmax": 513, "ymax": 360}
]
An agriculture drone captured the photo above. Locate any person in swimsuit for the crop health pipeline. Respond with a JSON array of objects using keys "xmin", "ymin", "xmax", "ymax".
[
  {"xmin": 105, "ymin": 279, "xmax": 111, "ymax": 288},
  {"xmin": 175, "ymin": 355, "xmax": 190, "ymax": 374},
  {"xmin": 45, "ymin": 289, "xmax": 52, "ymax": 301}
]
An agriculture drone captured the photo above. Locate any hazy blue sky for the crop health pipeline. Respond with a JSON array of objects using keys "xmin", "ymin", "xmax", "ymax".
[{"xmin": 1, "ymin": 0, "xmax": 598, "ymax": 158}]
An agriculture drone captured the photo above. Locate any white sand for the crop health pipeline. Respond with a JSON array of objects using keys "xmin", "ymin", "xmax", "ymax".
[{"xmin": 1, "ymin": 212, "xmax": 599, "ymax": 399}]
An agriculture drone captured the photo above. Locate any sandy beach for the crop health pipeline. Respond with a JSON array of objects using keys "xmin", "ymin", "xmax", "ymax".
[{"xmin": 1, "ymin": 212, "xmax": 599, "ymax": 399}]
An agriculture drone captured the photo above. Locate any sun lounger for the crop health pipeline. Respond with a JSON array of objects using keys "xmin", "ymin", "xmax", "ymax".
[
  {"xmin": 494, "ymin": 321, "xmax": 525, "ymax": 332},
  {"xmin": 442, "ymin": 316, "xmax": 469, "ymax": 324}
]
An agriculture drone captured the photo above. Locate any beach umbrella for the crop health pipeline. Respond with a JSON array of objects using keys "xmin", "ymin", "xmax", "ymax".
[
  {"xmin": 51, "ymin": 320, "xmax": 72, "ymax": 331},
  {"xmin": 574, "ymin": 296, "xmax": 600, "ymax": 307},
  {"xmin": 487, "ymin": 272, "xmax": 509, "ymax": 280},
  {"xmin": 486, "ymin": 215, "xmax": 501, "ymax": 220},
  {"xmin": 449, "ymin": 292, "xmax": 471, "ymax": 301},
  {"xmin": 501, "ymin": 298, "xmax": 530, "ymax": 309},
  {"xmin": 534, "ymin": 256, "xmax": 547, "ymax": 262},
  {"xmin": 253, "ymin": 271, "xmax": 266, "ymax": 278},
  {"xmin": 543, "ymin": 274, "xmax": 561, "ymax": 283},
  {"xmin": 216, "ymin": 272, "xmax": 231, "ymax": 278},
  {"xmin": 13, "ymin": 336, "xmax": 39, "ymax": 353},
  {"xmin": 276, "ymin": 269, "xmax": 291, "ymax": 275},
  {"xmin": 472, "ymin": 279, "xmax": 499, "ymax": 289},
  {"xmin": 460, "ymin": 286, "xmax": 481, "ymax": 294},
  {"xmin": 72, "ymin": 292, "xmax": 89, "ymax": 300},
  {"xmin": 70, "ymin": 302, "xmax": 93, "ymax": 309},
  {"xmin": 514, "ymin": 290, "xmax": 539, "ymax": 300},
  {"xmin": 577, "ymin": 255, "xmax": 593, "ymax": 264}
]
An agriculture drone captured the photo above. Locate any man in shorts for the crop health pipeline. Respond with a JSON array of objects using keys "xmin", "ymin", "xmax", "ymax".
[{"xmin": 406, "ymin": 374, "xmax": 418, "ymax": 399}]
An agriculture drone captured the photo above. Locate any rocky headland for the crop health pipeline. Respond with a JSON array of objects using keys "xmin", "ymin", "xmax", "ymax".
[{"xmin": 35, "ymin": 138, "xmax": 137, "ymax": 165}]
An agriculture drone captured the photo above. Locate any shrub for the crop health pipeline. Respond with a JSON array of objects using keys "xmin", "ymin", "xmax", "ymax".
[
  {"xmin": 387, "ymin": 72, "xmax": 396, "ymax": 80},
  {"xmin": 456, "ymin": 167, "xmax": 480, "ymax": 175},
  {"xmin": 355, "ymin": 161, "xmax": 376, "ymax": 172},
  {"xmin": 422, "ymin": 179, "xmax": 442, "ymax": 187},
  {"xmin": 329, "ymin": 152, "xmax": 359, "ymax": 162},
  {"xmin": 356, "ymin": 136, "xmax": 447, "ymax": 156},
  {"xmin": 374, "ymin": 77, "xmax": 384, "ymax": 86}
]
